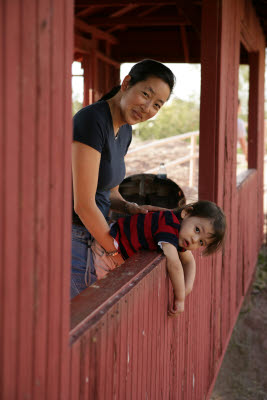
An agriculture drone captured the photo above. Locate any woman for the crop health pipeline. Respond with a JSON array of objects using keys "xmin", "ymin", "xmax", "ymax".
[{"xmin": 71, "ymin": 59, "xmax": 176, "ymax": 298}]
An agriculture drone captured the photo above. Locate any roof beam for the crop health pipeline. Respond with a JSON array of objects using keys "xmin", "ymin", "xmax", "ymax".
[
  {"xmin": 138, "ymin": 5, "xmax": 162, "ymax": 17},
  {"xmin": 107, "ymin": 5, "xmax": 163, "ymax": 33},
  {"xmin": 75, "ymin": 18, "xmax": 119, "ymax": 44},
  {"xmin": 176, "ymin": 0, "xmax": 201, "ymax": 37},
  {"xmin": 84, "ymin": 15, "xmax": 189, "ymax": 26},
  {"xmin": 109, "ymin": 4, "xmax": 139, "ymax": 17},
  {"xmin": 76, "ymin": 0, "xmax": 175, "ymax": 5},
  {"xmin": 74, "ymin": 34, "xmax": 96, "ymax": 54},
  {"xmin": 76, "ymin": 6, "xmax": 102, "ymax": 17},
  {"xmin": 180, "ymin": 26, "xmax": 189, "ymax": 62},
  {"xmin": 95, "ymin": 50, "xmax": 120, "ymax": 68}
]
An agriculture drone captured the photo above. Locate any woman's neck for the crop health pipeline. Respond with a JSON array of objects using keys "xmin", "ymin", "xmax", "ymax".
[{"xmin": 107, "ymin": 95, "xmax": 124, "ymax": 136}]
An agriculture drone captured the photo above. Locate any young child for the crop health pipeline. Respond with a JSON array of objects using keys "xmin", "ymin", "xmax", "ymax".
[{"xmin": 91, "ymin": 200, "xmax": 226, "ymax": 317}]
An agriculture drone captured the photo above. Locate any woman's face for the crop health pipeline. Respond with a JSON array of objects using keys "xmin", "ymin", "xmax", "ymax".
[{"xmin": 119, "ymin": 75, "xmax": 171, "ymax": 125}]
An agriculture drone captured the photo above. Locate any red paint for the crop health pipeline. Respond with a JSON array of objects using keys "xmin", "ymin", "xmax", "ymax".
[{"xmin": 0, "ymin": 0, "xmax": 265, "ymax": 399}]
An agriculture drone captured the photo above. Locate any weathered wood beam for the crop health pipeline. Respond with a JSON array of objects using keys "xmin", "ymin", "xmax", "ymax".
[
  {"xmin": 180, "ymin": 26, "xmax": 189, "ymax": 62},
  {"xmin": 76, "ymin": 6, "xmax": 101, "ymax": 18},
  {"xmin": 240, "ymin": 21, "xmax": 257, "ymax": 52},
  {"xmin": 110, "ymin": 4, "xmax": 139, "ymax": 17},
  {"xmin": 95, "ymin": 50, "xmax": 120, "ymax": 68},
  {"xmin": 107, "ymin": 5, "xmax": 162, "ymax": 33},
  {"xmin": 84, "ymin": 15, "xmax": 189, "ymax": 26},
  {"xmin": 74, "ymin": 34, "xmax": 96, "ymax": 54},
  {"xmin": 116, "ymin": 28, "xmax": 180, "ymax": 41},
  {"xmin": 76, "ymin": 0, "xmax": 175, "ymax": 5},
  {"xmin": 176, "ymin": 0, "xmax": 201, "ymax": 37},
  {"xmin": 75, "ymin": 18, "xmax": 118, "ymax": 44},
  {"xmin": 138, "ymin": 5, "xmax": 161, "ymax": 17},
  {"xmin": 107, "ymin": 25, "xmax": 127, "ymax": 34}
]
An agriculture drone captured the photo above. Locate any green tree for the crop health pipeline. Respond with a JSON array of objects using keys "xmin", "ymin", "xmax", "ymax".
[
  {"xmin": 135, "ymin": 97, "xmax": 199, "ymax": 141},
  {"xmin": 72, "ymin": 93, "xmax": 83, "ymax": 116},
  {"xmin": 238, "ymin": 64, "xmax": 249, "ymax": 120}
]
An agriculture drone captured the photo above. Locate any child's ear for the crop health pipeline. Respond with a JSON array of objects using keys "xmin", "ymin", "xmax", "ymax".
[{"xmin": 181, "ymin": 206, "xmax": 193, "ymax": 219}]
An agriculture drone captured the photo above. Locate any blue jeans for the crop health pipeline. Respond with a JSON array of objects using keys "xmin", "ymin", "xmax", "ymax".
[{"xmin": 71, "ymin": 224, "xmax": 97, "ymax": 299}]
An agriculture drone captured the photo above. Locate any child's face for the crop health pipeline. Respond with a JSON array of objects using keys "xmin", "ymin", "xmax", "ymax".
[{"xmin": 179, "ymin": 212, "xmax": 214, "ymax": 251}]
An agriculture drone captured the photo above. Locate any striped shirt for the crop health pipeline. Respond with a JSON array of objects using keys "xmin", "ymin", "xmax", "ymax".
[{"xmin": 109, "ymin": 210, "xmax": 186, "ymax": 260}]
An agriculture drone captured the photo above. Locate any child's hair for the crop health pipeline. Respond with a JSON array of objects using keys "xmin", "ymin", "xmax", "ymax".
[
  {"xmin": 180, "ymin": 200, "xmax": 226, "ymax": 255},
  {"xmin": 99, "ymin": 59, "xmax": 176, "ymax": 101}
]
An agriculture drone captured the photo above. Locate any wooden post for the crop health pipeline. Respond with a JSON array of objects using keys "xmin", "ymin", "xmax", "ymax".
[
  {"xmin": 82, "ymin": 54, "xmax": 90, "ymax": 107},
  {"xmin": 189, "ymin": 134, "xmax": 196, "ymax": 187}
]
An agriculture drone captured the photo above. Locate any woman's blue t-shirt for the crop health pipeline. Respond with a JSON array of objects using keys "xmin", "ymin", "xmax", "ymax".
[{"xmin": 72, "ymin": 100, "xmax": 132, "ymax": 224}]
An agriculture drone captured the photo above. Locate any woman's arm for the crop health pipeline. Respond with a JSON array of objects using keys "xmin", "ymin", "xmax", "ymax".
[
  {"xmin": 72, "ymin": 141, "xmax": 123, "ymax": 264},
  {"xmin": 110, "ymin": 185, "xmax": 168, "ymax": 215},
  {"xmin": 178, "ymin": 250, "xmax": 196, "ymax": 296},
  {"xmin": 161, "ymin": 242, "xmax": 185, "ymax": 316}
]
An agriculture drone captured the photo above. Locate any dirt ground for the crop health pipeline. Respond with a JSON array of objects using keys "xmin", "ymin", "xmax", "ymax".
[{"xmin": 210, "ymin": 246, "xmax": 267, "ymax": 400}]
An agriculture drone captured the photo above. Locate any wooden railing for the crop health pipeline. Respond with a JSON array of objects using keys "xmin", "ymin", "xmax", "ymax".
[
  {"xmin": 127, "ymin": 131, "xmax": 199, "ymax": 187},
  {"xmin": 69, "ymin": 168, "xmax": 262, "ymax": 400}
]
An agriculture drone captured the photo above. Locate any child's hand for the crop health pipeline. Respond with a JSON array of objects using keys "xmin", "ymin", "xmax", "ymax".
[{"xmin": 168, "ymin": 298, "xmax": 184, "ymax": 318}]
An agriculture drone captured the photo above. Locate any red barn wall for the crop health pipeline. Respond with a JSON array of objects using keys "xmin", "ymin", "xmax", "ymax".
[
  {"xmin": 0, "ymin": 0, "xmax": 73, "ymax": 399},
  {"xmin": 0, "ymin": 0, "xmax": 265, "ymax": 399}
]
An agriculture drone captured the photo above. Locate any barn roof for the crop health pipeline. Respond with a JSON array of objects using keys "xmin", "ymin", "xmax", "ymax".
[{"xmin": 74, "ymin": 0, "xmax": 266, "ymax": 65}]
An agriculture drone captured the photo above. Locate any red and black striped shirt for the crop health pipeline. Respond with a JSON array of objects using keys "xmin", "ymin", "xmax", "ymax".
[{"xmin": 110, "ymin": 210, "xmax": 185, "ymax": 260}]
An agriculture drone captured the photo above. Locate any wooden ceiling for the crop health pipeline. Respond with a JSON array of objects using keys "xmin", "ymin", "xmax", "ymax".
[
  {"xmin": 74, "ymin": 0, "xmax": 202, "ymax": 63},
  {"xmin": 74, "ymin": 0, "xmax": 266, "ymax": 65}
]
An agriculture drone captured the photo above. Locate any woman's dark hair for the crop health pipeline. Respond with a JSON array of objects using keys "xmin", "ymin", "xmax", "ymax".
[
  {"xmin": 99, "ymin": 59, "xmax": 176, "ymax": 101},
  {"xmin": 179, "ymin": 200, "xmax": 226, "ymax": 256}
]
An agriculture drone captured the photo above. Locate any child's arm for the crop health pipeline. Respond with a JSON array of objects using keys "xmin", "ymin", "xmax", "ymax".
[
  {"xmin": 178, "ymin": 250, "xmax": 196, "ymax": 296},
  {"xmin": 161, "ymin": 242, "xmax": 185, "ymax": 317}
]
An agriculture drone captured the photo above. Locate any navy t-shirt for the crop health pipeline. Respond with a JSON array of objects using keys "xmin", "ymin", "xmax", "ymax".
[{"xmin": 72, "ymin": 100, "xmax": 132, "ymax": 225}]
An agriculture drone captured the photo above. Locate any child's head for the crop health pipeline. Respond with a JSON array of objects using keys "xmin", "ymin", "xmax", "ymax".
[{"xmin": 179, "ymin": 200, "xmax": 226, "ymax": 255}]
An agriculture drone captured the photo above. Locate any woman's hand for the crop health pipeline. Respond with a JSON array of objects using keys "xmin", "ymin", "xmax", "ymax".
[
  {"xmin": 109, "ymin": 252, "xmax": 125, "ymax": 266},
  {"xmin": 125, "ymin": 202, "xmax": 168, "ymax": 215},
  {"xmin": 110, "ymin": 186, "xmax": 169, "ymax": 216}
]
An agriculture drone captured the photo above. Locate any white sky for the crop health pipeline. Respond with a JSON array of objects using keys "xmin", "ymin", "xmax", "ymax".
[
  {"xmin": 72, "ymin": 61, "xmax": 201, "ymax": 103},
  {"xmin": 72, "ymin": 54, "xmax": 267, "ymax": 112}
]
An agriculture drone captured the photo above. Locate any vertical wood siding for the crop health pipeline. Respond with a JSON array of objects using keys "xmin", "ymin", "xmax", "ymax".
[
  {"xmin": 0, "ymin": 0, "xmax": 265, "ymax": 399},
  {"xmin": 0, "ymin": 0, "xmax": 73, "ymax": 399},
  {"xmin": 69, "ymin": 169, "xmax": 262, "ymax": 400},
  {"xmin": 69, "ymin": 0, "xmax": 265, "ymax": 399}
]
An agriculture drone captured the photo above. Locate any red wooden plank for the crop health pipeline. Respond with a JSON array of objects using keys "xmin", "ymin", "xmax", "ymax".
[
  {"xmin": 16, "ymin": 0, "xmax": 37, "ymax": 398},
  {"xmin": 59, "ymin": 1, "xmax": 73, "ymax": 398},
  {"xmin": 0, "ymin": 0, "xmax": 4, "ymax": 395},
  {"xmin": 87, "ymin": 324, "xmax": 98, "ymax": 398},
  {"xmin": 104, "ymin": 309, "xmax": 115, "ymax": 399},
  {"xmin": 79, "ymin": 332, "xmax": 90, "ymax": 400},
  {"xmin": 70, "ymin": 252, "xmax": 161, "ymax": 334},
  {"xmin": 125, "ymin": 292, "xmax": 134, "ymax": 399},
  {"xmin": 199, "ymin": 0, "xmax": 224, "ymax": 204},
  {"xmin": 136, "ymin": 280, "xmax": 144, "ymax": 400},
  {"xmin": 162, "ymin": 263, "xmax": 170, "ymax": 399},
  {"xmin": 147, "ymin": 271, "xmax": 155, "ymax": 398},
  {"xmin": 46, "ymin": 0, "xmax": 65, "ymax": 397},
  {"xmin": 32, "ymin": 0, "xmax": 51, "ymax": 397},
  {"xmin": 70, "ymin": 340, "xmax": 81, "ymax": 400},
  {"xmin": 112, "ymin": 303, "xmax": 121, "ymax": 399},
  {"xmin": 118, "ymin": 297, "xmax": 128, "ymax": 400},
  {"xmin": 130, "ymin": 284, "xmax": 139, "ymax": 400},
  {"xmin": 1, "ymin": 1, "xmax": 20, "ymax": 398},
  {"xmin": 154, "ymin": 268, "xmax": 161, "ymax": 400},
  {"xmin": 141, "ymin": 273, "xmax": 149, "ymax": 398}
]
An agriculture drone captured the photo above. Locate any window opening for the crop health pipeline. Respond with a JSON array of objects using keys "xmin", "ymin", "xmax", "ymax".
[
  {"xmin": 237, "ymin": 44, "xmax": 249, "ymax": 182},
  {"xmin": 121, "ymin": 62, "xmax": 201, "ymax": 203},
  {"xmin": 72, "ymin": 61, "xmax": 84, "ymax": 116}
]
